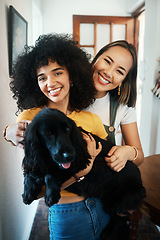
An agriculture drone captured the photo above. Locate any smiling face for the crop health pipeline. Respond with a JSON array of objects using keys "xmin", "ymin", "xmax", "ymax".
[
  {"xmin": 37, "ymin": 60, "xmax": 70, "ymax": 111},
  {"xmin": 93, "ymin": 46, "xmax": 133, "ymax": 98}
]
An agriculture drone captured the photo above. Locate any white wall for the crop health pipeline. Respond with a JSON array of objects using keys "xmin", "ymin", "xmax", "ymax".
[
  {"xmin": 41, "ymin": 0, "xmax": 132, "ymax": 35},
  {"xmin": 139, "ymin": 0, "xmax": 160, "ymax": 156},
  {"xmin": 0, "ymin": 0, "xmax": 39, "ymax": 240},
  {"xmin": 32, "ymin": 0, "xmax": 43, "ymax": 43}
]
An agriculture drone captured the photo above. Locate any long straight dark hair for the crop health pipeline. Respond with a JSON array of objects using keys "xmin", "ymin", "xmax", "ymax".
[{"xmin": 92, "ymin": 40, "xmax": 137, "ymax": 107}]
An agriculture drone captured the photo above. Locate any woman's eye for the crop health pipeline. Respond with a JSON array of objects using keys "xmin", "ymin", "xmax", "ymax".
[
  {"xmin": 104, "ymin": 59, "xmax": 110, "ymax": 64},
  {"xmin": 117, "ymin": 70, "xmax": 124, "ymax": 75},
  {"xmin": 38, "ymin": 77, "xmax": 46, "ymax": 82},
  {"xmin": 55, "ymin": 72, "xmax": 62, "ymax": 76}
]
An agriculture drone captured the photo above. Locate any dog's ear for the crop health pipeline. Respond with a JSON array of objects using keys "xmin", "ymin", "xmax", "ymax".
[
  {"xmin": 70, "ymin": 122, "xmax": 91, "ymax": 171},
  {"xmin": 22, "ymin": 122, "xmax": 42, "ymax": 172}
]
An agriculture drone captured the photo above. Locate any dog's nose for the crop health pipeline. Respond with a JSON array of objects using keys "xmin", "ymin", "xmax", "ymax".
[{"xmin": 63, "ymin": 152, "xmax": 74, "ymax": 159}]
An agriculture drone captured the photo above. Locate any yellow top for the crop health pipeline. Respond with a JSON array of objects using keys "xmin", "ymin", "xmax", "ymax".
[{"xmin": 17, "ymin": 107, "xmax": 108, "ymax": 197}]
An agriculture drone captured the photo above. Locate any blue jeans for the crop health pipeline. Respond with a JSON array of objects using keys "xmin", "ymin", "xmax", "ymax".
[{"xmin": 48, "ymin": 197, "xmax": 110, "ymax": 240}]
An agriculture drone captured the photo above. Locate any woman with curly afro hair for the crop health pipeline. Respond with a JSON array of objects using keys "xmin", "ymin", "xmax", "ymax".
[
  {"xmin": 10, "ymin": 33, "xmax": 96, "ymax": 112},
  {"xmin": 4, "ymin": 33, "xmax": 110, "ymax": 240}
]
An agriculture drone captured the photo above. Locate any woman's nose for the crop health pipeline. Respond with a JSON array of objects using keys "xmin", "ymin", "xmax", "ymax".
[
  {"xmin": 47, "ymin": 76, "xmax": 56, "ymax": 87},
  {"xmin": 104, "ymin": 66, "xmax": 113, "ymax": 78}
]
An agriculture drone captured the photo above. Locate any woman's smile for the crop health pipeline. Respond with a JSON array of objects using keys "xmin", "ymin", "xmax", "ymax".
[
  {"xmin": 48, "ymin": 87, "xmax": 63, "ymax": 96},
  {"xmin": 98, "ymin": 74, "xmax": 110, "ymax": 85}
]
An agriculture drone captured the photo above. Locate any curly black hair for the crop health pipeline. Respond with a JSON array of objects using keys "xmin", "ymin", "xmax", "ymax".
[{"xmin": 10, "ymin": 33, "xmax": 96, "ymax": 113}]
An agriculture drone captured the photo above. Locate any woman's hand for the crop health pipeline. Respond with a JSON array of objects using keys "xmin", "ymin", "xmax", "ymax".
[
  {"xmin": 83, "ymin": 133, "xmax": 102, "ymax": 159},
  {"xmin": 80, "ymin": 132, "xmax": 102, "ymax": 175},
  {"xmin": 105, "ymin": 145, "xmax": 136, "ymax": 172},
  {"xmin": 6, "ymin": 120, "xmax": 31, "ymax": 148}
]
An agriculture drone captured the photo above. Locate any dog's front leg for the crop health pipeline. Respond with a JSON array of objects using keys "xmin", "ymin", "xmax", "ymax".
[
  {"xmin": 44, "ymin": 174, "xmax": 61, "ymax": 207},
  {"xmin": 22, "ymin": 173, "xmax": 44, "ymax": 205}
]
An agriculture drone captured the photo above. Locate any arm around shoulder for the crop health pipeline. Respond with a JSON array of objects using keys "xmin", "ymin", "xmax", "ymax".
[
  {"xmin": 3, "ymin": 108, "xmax": 38, "ymax": 147},
  {"xmin": 3, "ymin": 121, "xmax": 30, "ymax": 147}
]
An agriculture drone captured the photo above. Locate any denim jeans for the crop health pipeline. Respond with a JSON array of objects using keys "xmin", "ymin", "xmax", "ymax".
[{"xmin": 48, "ymin": 197, "xmax": 110, "ymax": 240}]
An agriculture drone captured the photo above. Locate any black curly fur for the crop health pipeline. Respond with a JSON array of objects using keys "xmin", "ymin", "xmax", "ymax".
[{"xmin": 22, "ymin": 108, "xmax": 146, "ymax": 239}]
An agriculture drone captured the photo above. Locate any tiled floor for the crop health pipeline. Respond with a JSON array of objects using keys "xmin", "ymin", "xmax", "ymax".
[{"xmin": 29, "ymin": 199, "xmax": 160, "ymax": 240}]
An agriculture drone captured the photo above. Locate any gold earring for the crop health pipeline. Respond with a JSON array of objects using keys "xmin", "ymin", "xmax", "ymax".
[{"xmin": 118, "ymin": 84, "xmax": 121, "ymax": 96}]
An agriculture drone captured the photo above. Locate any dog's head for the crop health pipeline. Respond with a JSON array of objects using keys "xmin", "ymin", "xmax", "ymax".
[{"xmin": 23, "ymin": 108, "xmax": 90, "ymax": 172}]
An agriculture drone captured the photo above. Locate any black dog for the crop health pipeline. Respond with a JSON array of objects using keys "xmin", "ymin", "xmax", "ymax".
[{"xmin": 22, "ymin": 108, "xmax": 146, "ymax": 239}]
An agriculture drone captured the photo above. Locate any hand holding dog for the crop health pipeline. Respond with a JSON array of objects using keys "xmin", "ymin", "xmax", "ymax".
[
  {"xmin": 82, "ymin": 132, "xmax": 102, "ymax": 172},
  {"xmin": 105, "ymin": 145, "xmax": 136, "ymax": 172}
]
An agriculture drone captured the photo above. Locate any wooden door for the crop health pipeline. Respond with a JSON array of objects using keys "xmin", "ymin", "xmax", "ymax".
[{"xmin": 73, "ymin": 15, "xmax": 135, "ymax": 58}]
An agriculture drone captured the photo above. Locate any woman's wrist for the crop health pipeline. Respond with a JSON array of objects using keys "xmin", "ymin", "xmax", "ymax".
[
  {"xmin": 131, "ymin": 146, "xmax": 138, "ymax": 161},
  {"xmin": 61, "ymin": 176, "xmax": 77, "ymax": 189},
  {"xmin": 61, "ymin": 157, "xmax": 95, "ymax": 190},
  {"xmin": 78, "ymin": 156, "xmax": 95, "ymax": 176}
]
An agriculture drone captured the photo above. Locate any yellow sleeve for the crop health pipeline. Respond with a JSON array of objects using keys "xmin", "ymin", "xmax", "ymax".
[
  {"xmin": 92, "ymin": 114, "xmax": 108, "ymax": 139},
  {"xmin": 69, "ymin": 110, "xmax": 108, "ymax": 140},
  {"xmin": 16, "ymin": 108, "xmax": 42, "ymax": 122}
]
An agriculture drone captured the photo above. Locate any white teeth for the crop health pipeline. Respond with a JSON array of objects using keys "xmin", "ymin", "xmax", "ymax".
[
  {"xmin": 99, "ymin": 75, "xmax": 109, "ymax": 84},
  {"xmin": 50, "ymin": 87, "xmax": 62, "ymax": 94}
]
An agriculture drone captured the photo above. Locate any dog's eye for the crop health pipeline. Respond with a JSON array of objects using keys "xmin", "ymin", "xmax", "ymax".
[
  {"xmin": 66, "ymin": 127, "xmax": 70, "ymax": 133},
  {"xmin": 46, "ymin": 130, "xmax": 52, "ymax": 136}
]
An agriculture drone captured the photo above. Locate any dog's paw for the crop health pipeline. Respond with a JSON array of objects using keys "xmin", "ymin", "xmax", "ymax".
[
  {"xmin": 45, "ymin": 191, "xmax": 61, "ymax": 207},
  {"xmin": 22, "ymin": 193, "xmax": 35, "ymax": 205}
]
